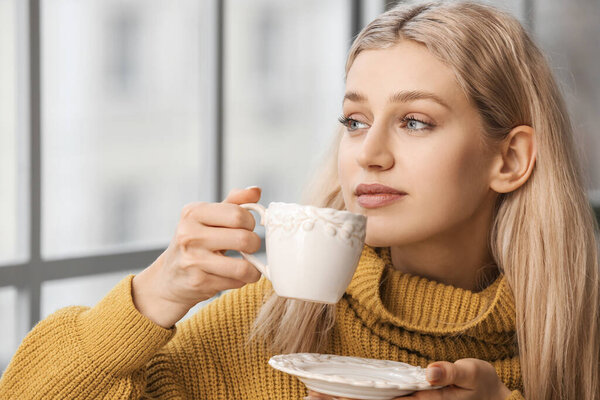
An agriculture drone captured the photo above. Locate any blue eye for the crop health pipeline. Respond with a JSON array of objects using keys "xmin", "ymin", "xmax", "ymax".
[
  {"xmin": 338, "ymin": 115, "xmax": 369, "ymax": 132},
  {"xmin": 406, "ymin": 119, "xmax": 427, "ymax": 130},
  {"xmin": 401, "ymin": 116, "xmax": 433, "ymax": 132},
  {"xmin": 338, "ymin": 114, "xmax": 434, "ymax": 134}
]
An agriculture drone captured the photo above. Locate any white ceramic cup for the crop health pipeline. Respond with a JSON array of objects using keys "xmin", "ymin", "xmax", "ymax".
[{"xmin": 238, "ymin": 202, "xmax": 367, "ymax": 304}]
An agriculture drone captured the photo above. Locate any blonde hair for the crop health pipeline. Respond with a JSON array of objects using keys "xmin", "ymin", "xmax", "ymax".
[{"xmin": 249, "ymin": 2, "xmax": 600, "ymax": 399}]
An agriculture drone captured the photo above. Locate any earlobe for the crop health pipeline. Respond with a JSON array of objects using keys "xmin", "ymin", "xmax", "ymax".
[{"xmin": 489, "ymin": 125, "xmax": 536, "ymax": 194}]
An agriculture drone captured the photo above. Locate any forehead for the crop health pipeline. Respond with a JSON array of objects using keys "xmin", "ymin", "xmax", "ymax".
[{"xmin": 346, "ymin": 40, "xmax": 467, "ymax": 107}]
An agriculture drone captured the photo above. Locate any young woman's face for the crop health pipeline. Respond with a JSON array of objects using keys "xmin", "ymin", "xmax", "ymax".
[{"xmin": 338, "ymin": 40, "xmax": 497, "ymax": 247}]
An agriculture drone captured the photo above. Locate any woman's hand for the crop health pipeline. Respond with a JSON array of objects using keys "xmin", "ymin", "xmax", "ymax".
[
  {"xmin": 131, "ymin": 187, "xmax": 263, "ymax": 328},
  {"xmin": 307, "ymin": 358, "xmax": 512, "ymax": 400}
]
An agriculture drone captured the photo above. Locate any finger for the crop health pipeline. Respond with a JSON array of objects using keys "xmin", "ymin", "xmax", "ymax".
[
  {"xmin": 191, "ymin": 270, "xmax": 247, "ymax": 294},
  {"xmin": 306, "ymin": 390, "xmax": 356, "ymax": 400},
  {"xmin": 199, "ymin": 252, "xmax": 262, "ymax": 284},
  {"xmin": 181, "ymin": 202, "xmax": 257, "ymax": 231},
  {"xmin": 426, "ymin": 359, "xmax": 481, "ymax": 389},
  {"xmin": 222, "ymin": 186, "xmax": 262, "ymax": 204},
  {"xmin": 395, "ymin": 386, "xmax": 463, "ymax": 400},
  {"xmin": 178, "ymin": 223, "xmax": 261, "ymax": 254}
]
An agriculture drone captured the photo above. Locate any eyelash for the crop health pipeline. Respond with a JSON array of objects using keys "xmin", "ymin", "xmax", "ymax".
[{"xmin": 338, "ymin": 114, "xmax": 434, "ymax": 133}]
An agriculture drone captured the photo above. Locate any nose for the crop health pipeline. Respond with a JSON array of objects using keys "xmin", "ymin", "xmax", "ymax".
[{"xmin": 356, "ymin": 122, "xmax": 395, "ymax": 170}]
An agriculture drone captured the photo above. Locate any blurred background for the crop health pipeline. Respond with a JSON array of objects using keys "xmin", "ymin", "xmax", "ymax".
[{"xmin": 0, "ymin": 0, "xmax": 598, "ymax": 372}]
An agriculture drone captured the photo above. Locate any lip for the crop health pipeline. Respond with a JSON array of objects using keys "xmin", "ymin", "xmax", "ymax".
[
  {"xmin": 354, "ymin": 183, "xmax": 407, "ymax": 209},
  {"xmin": 355, "ymin": 183, "xmax": 407, "ymax": 196}
]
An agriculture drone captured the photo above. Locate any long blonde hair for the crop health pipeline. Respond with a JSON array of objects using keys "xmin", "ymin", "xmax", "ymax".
[{"xmin": 249, "ymin": 2, "xmax": 600, "ymax": 399}]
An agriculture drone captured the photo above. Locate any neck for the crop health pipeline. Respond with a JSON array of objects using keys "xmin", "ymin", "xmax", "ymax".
[
  {"xmin": 389, "ymin": 196, "xmax": 499, "ymax": 292},
  {"xmin": 390, "ymin": 244, "xmax": 498, "ymax": 292}
]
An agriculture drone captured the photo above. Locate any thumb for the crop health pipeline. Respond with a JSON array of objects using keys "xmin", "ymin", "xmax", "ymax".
[
  {"xmin": 222, "ymin": 186, "xmax": 262, "ymax": 205},
  {"xmin": 426, "ymin": 359, "xmax": 477, "ymax": 389}
]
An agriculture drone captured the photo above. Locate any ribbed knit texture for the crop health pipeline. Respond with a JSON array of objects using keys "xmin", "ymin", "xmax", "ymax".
[{"xmin": 0, "ymin": 244, "xmax": 524, "ymax": 399}]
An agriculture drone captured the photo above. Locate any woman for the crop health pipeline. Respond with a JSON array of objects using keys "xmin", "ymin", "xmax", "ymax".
[{"xmin": 1, "ymin": 2, "xmax": 598, "ymax": 399}]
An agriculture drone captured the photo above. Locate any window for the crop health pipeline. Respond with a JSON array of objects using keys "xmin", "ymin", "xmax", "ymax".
[
  {"xmin": 41, "ymin": 271, "xmax": 141, "ymax": 319},
  {"xmin": 0, "ymin": 0, "xmax": 28, "ymax": 267},
  {"xmin": 0, "ymin": 287, "xmax": 18, "ymax": 372},
  {"xmin": 534, "ymin": 0, "xmax": 600, "ymax": 200},
  {"xmin": 41, "ymin": 0, "xmax": 216, "ymax": 258},
  {"xmin": 224, "ymin": 0, "xmax": 350, "ymax": 217},
  {"xmin": 0, "ymin": 0, "xmax": 358, "ymax": 373},
  {"xmin": 1, "ymin": 0, "xmax": 598, "ymax": 374}
]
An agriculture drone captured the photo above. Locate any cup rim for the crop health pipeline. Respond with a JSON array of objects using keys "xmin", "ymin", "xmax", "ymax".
[{"xmin": 267, "ymin": 201, "xmax": 366, "ymax": 219}]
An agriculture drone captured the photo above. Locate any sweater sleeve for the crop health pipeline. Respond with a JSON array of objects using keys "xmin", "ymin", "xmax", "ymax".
[
  {"xmin": 142, "ymin": 276, "xmax": 282, "ymax": 399},
  {"xmin": 0, "ymin": 275, "xmax": 176, "ymax": 399},
  {"xmin": 507, "ymin": 390, "xmax": 525, "ymax": 399}
]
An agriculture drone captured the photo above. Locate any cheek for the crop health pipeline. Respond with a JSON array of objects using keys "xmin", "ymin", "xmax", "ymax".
[
  {"xmin": 416, "ymin": 141, "xmax": 489, "ymax": 218},
  {"xmin": 337, "ymin": 140, "xmax": 357, "ymax": 211},
  {"xmin": 365, "ymin": 148, "xmax": 488, "ymax": 246}
]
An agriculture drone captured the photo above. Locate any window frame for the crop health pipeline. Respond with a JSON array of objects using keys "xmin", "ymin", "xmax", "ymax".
[
  {"xmin": 2, "ymin": 0, "xmax": 599, "ymax": 364},
  {"xmin": 0, "ymin": 0, "xmax": 367, "ymax": 353},
  {"xmin": 0, "ymin": 0, "xmax": 226, "ymax": 344}
]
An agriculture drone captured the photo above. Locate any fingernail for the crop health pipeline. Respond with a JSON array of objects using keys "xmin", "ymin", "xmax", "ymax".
[
  {"xmin": 245, "ymin": 185, "xmax": 260, "ymax": 190},
  {"xmin": 426, "ymin": 366, "xmax": 443, "ymax": 382}
]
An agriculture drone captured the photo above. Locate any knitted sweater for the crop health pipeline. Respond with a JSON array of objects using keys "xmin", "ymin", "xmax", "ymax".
[{"xmin": 0, "ymin": 245, "xmax": 524, "ymax": 399}]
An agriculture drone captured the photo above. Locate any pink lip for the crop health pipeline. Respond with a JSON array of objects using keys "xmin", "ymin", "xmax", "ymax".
[{"xmin": 354, "ymin": 183, "xmax": 407, "ymax": 209}]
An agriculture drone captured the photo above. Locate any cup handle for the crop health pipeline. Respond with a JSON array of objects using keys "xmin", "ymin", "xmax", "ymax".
[{"xmin": 239, "ymin": 203, "xmax": 270, "ymax": 280}]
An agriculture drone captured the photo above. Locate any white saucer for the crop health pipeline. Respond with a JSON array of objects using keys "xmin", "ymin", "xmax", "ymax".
[{"xmin": 269, "ymin": 353, "xmax": 442, "ymax": 400}]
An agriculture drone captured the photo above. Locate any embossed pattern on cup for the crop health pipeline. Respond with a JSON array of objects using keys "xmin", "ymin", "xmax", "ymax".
[
  {"xmin": 265, "ymin": 203, "xmax": 366, "ymax": 247},
  {"xmin": 240, "ymin": 202, "xmax": 367, "ymax": 304}
]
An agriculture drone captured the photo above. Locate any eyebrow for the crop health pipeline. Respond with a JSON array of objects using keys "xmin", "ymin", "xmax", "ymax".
[{"xmin": 343, "ymin": 90, "xmax": 451, "ymax": 110}]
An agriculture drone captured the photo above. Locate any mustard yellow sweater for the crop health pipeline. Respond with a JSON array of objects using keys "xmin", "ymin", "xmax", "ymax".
[{"xmin": 0, "ymin": 245, "xmax": 524, "ymax": 399}]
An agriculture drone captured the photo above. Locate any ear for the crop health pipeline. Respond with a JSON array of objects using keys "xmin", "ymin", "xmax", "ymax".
[{"xmin": 489, "ymin": 125, "xmax": 537, "ymax": 194}]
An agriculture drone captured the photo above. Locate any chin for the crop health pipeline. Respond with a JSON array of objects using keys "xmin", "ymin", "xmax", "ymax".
[
  {"xmin": 361, "ymin": 214, "xmax": 400, "ymax": 247},
  {"xmin": 364, "ymin": 229, "xmax": 398, "ymax": 248},
  {"xmin": 365, "ymin": 238, "xmax": 396, "ymax": 248}
]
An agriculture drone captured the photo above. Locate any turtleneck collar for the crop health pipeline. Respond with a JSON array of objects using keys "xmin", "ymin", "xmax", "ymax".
[{"xmin": 344, "ymin": 244, "xmax": 516, "ymax": 338}]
